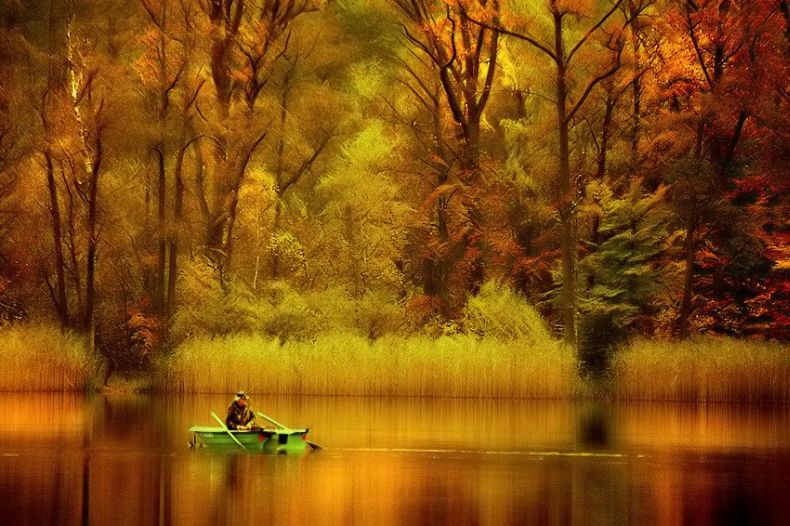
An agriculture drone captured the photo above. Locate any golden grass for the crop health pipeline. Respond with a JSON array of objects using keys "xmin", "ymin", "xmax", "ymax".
[
  {"xmin": 0, "ymin": 324, "xmax": 103, "ymax": 391},
  {"xmin": 157, "ymin": 333, "xmax": 790, "ymax": 401},
  {"xmin": 154, "ymin": 332, "xmax": 578, "ymax": 398},
  {"xmin": 3, "ymin": 324, "xmax": 788, "ymax": 402},
  {"xmin": 611, "ymin": 337, "xmax": 790, "ymax": 403}
]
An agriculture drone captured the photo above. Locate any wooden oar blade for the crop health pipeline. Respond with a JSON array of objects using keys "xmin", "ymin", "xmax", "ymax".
[
  {"xmin": 255, "ymin": 411, "xmax": 322, "ymax": 450},
  {"xmin": 256, "ymin": 412, "xmax": 287, "ymax": 430}
]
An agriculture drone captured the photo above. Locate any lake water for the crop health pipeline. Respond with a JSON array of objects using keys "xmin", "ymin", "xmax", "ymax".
[{"xmin": 0, "ymin": 393, "xmax": 788, "ymax": 525}]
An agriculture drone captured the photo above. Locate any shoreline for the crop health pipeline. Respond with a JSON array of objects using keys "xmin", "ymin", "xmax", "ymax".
[{"xmin": 1, "ymin": 325, "xmax": 788, "ymax": 403}]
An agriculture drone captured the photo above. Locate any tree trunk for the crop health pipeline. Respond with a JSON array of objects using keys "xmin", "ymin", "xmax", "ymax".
[
  {"xmin": 271, "ymin": 74, "xmax": 290, "ymax": 279},
  {"xmin": 166, "ymin": 140, "xmax": 187, "ymax": 317},
  {"xmin": 597, "ymin": 96, "xmax": 615, "ymax": 180},
  {"xmin": 434, "ymin": 191, "xmax": 452, "ymax": 317},
  {"xmin": 155, "ymin": 145, "xmax": 167, "ymax": 314},
  {"xmin": 142, "ymin": 164, "xmax": 155, "ymax": 300},
  {"xmin": 204, "ymin": 133, "xmax": 230, "ymax": 258},
  {"xmin": 677, "ymin": 1, "xmax": 742, "ymax": 338},
  {"xmin": 220, "ymin": 130, "xmax": 268, "ymax": 276},
  {"xmin": 61, "ymin": 174, "xmax": 83, "ymax": 318},
  {"xmin": 462, "ymin": 110, "xmax": 485, "ymax": 294},
  {"xmin": 270, "ymin": 200, "xmax": 282, "ymax": 279},
  {"xmin": 45, "ymin": 148, "xmax": 69, "ymax": 327},
  {"xmin": 393, "ymin": 0, "xmax": 499, "ymax": 316},
  {"xmin": 428, "ymin": 94, "xmax": 451, "ymax": 315},
  {"xmin": 554, "ymin": 12, "xmax": 576, "ymax": 345},
  {"xmin": 223, "ymin": 185, "xmax": 240, "ymax": 278},
  {"xmin": 592, "ymin": 93, "xmax": 611, "ymax": 250},
  {"xmin": 678, "ymin": 191, "xmax": 697, "ymax": 339},
  {"xmin": 716, "ymin": 110, "xmax": 748, "ymax": 186},
  {"xmin": 194, "ymin": 141, "xmax": 211, "ymax": 225},
  {"xmin": 165, "ymin": 227, "xmax": 178, "ymax": 317},
  {"xmin": 629, "ymin": 2, "xmax": 642, "ymax": 161},
  {"xmin": 207, "ymin": 0, "xmax": 241, "ymax": 118},
  {"xmin": 678, "ymin": 118, "xmax": 706, "ymax": 338},
  {"xmin": 83, "ymin": 131, "xmax": 103, "ymax": 348}
]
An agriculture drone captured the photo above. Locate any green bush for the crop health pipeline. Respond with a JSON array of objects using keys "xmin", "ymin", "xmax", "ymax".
[
  {"xmin": 463, "ymin": 280, "xmax": 553, "ymax": 345},
  {"xmin": 170, "ymin": 259, "xmax": 265, "ymax": 340},
  {"xmin": 171, "ymin": 260, "xmax": 325, "ymax": 342},
  {"xmin": 311, "ymin": 287, "xmax": 405, "ymax": 339}
]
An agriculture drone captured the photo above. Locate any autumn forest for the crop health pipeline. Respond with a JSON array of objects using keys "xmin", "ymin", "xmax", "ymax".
[{"xmin": 0, "ymin": 0, "xmax": 788, "ymax": 390}]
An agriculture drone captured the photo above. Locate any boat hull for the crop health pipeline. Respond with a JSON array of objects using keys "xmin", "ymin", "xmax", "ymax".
[{"xmin": 189, "ymin": 426, "xmax": 309, "ymax": 453}]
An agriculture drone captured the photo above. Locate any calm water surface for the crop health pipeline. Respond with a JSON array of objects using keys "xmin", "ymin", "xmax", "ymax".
[{"xmin": 0, "ymin": 393, "xmax": 788, "ymax": 525}]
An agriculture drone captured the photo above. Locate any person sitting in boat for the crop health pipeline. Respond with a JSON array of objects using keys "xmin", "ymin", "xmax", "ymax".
[{"xmin": 225, "ymin": 391, "xmax": 257, "ymax": 431}]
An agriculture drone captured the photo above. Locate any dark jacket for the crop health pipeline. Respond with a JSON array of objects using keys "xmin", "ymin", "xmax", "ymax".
[{"xmin": 225, "ymin": 401, "xmax": 256, "ymax": 430}]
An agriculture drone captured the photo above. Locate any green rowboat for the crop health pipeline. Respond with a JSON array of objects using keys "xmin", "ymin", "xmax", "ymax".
[
  {"xmin": 189, "ymin": 411, "xmax": 321, "ymax": 453},
  {"xmin": 188, "ymin": 425, "xmax": 311, "ymax": 453}
]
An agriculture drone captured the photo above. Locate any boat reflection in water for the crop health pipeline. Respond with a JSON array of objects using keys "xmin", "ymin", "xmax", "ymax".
[{"xmin": 0, "ymin": 393, "xmax": 788, "ymax": 525}]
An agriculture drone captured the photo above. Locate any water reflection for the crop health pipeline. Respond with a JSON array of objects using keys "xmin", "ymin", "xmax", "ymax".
[
  {"xmin": 577, "ymin": 402, "xmax": 612, "ymax": 450},
  {"xmin": 0, "ymin": 394, "xmax": 788, "ymax": 525}
]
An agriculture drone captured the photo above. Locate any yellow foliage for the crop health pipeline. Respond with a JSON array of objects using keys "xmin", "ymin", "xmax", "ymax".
[{"xmin": 0, "ymin": 325, "xmax": 103, "ymax": 391}]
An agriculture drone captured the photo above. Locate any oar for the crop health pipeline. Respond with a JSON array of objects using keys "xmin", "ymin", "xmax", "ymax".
[
  {"xmin": 210, "ymin": 411, "xmax": 246, "ymax": 450},
  {"xmin": 305, "ymin": 440, "xmax": 323, "ymax": 450},
  {"xmin": 256, "ymin": 411, "xmax": 287, "ymax": 430},
  {"xmin": 257, "ymin": 411, "xmax": 323, "ymax": 450}
]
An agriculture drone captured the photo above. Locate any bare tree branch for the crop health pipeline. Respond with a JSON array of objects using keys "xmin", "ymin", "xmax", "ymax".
[
  {"xmin": 461, "ymin": 7, "xmax": 558, "ymax": 64},
  {"xmin": 566, "ymin": 0, "xmax": 625, "ymax": 65},
  {"xmin": 280, "ymin": 131, "xmax": 334, "ymax": 194},
  {"xmin": 566, "ymin": 42, "xmax": 624, "ymax": 123},
  {"xmin": 685, "ymin": 7, "xmax": 714, "ymax": 88}
]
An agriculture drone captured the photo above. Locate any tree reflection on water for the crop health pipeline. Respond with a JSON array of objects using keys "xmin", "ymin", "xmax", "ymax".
[{"xmin": 0, "ymin": 394, "xmax": 787, "ymax": 525}]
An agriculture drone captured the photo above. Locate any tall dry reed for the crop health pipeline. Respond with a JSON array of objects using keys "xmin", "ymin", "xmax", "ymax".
[
  {"xmin": 157, "ymin": 333, "xmax": 790, "ymax": 402},
  {"xmin": 154, "ymin": 332, "xmax": 577, "ymax": 398},
  {"xmin": 612, "ymin": 337, "xmax": 790, "ymax": 403},
  {"xmin": 0, "ymin": 324, "xmax": 102, "ymax": 391}
]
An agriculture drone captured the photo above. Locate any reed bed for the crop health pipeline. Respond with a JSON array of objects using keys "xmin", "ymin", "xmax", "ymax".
[
  {"xmin": 5, "ymin": 323, "xmax": 787, "ymax": 402},
  {"xmin": 0, "ymin": 324, "xmax": 103, "ymax": 391},
  {"xmin": 158, "ymin": 333, "xmax": 790, "ymax": 401},
  {"xmin": 611, "ymin": 337, "xmax": 790, "ymax": 403},
  {"xmin": 155, "ymin": 332, "xmax": 579, "ymax": 398}
]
